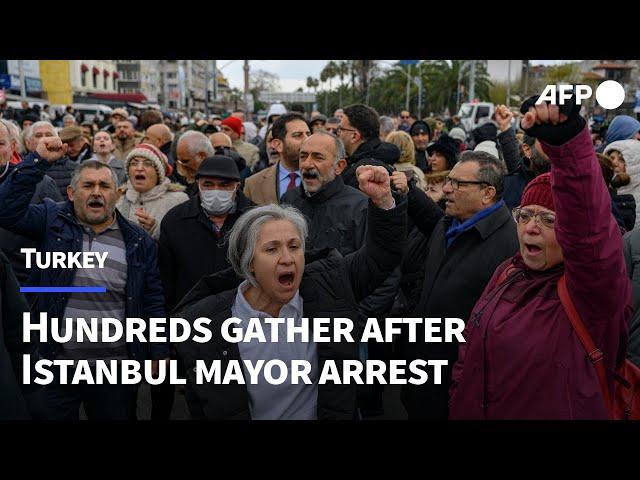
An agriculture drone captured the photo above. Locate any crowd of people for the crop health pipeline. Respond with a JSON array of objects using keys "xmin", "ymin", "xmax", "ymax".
[{"xmin": 1, "ymin": 92, "xmax": 639, "ymax": 420}]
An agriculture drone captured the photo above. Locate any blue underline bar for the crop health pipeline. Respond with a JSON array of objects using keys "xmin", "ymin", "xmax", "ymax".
[{"xmin": 20, "ymin": 286, "xmax": 107, "ymax": 293}]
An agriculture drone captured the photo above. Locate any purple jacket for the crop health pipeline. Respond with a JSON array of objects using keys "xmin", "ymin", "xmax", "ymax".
[{"xmin": 449, "ymin": 125, "xmax": 632, "ymax": 420}]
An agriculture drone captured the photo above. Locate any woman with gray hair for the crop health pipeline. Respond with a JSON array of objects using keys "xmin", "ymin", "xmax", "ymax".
[{"xmin": 174, "ymin": 165, "xmax": 407, "ymax": 420}]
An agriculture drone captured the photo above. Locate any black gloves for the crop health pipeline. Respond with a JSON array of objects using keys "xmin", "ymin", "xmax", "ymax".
[{"xmin": 519, "ymin": 92, "xmax": 586, "ymax": 146}]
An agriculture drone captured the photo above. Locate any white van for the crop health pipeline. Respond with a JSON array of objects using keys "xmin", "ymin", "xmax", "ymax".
[
  {"xmin": 71, "ymin": 104, "xmax": 113, "ymax": 123},
  {"xmin": 458, "ymin": 102, "xmax": 495, "ymax": 132}
]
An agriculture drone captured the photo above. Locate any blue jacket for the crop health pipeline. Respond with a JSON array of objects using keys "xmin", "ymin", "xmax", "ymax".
[{"xmin": 0, "ymin": 153, "xmax": 169, "ymax": 361}]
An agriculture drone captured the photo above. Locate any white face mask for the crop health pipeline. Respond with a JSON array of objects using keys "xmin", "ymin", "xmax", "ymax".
[{"xmin": 200, "ymin": 188, "xmax": 235, "ymax": 215}]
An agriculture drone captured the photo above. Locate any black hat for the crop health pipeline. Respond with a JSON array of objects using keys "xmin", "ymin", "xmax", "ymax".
[
  {"xmin": 410, "ymin": 120, "xmax": 432, "ymax": 138},
  {"xmin": 472, "ymin": 122, "xmax": 498, "ymax": 145},
  {"xmin": 427, "ymin": 134, "xmax": 459, "ymax": 169},
  {"xmin": 196, "ymin": 155, "xmax": 241, "ymax": 181}
]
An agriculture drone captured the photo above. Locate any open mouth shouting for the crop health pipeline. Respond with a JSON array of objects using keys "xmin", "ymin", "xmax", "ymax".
[
  {"xmin": 524, "ymin": 242, "xmax": 543, "ymax": 257},
  {"xmin": 277, "ymin": 271, "xmax": 296, "ymax": 289},
  {"xmin": 87, "ymin": 196, "xmax": 105, "ymax": 212}
]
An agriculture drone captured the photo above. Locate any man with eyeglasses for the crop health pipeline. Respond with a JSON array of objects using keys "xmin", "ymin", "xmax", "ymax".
[
  {"xmin": 400, "ymin": 149, "xmax": 518, "ymax": 419},
  {"xmin": 398, "ymin": 110, "xmax": 412, "ymax": 132}
]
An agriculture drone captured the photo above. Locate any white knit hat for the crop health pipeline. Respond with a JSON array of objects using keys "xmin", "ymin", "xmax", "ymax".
[
  {"xmin": 126, "ymin": 143, "xmax": 170, "ymax": 184},
  {"xmin": 474, "ymin": 140, "xmax": 499, "ymax": 160}
]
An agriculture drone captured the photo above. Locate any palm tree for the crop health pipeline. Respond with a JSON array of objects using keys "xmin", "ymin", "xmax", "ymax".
[
  {"xmin": 320, "ymin": 61, "xmax": 338, "ymax": 113},
  {"xmin": 337, "ymin": 61, "xmax": 349, "ymax": 107}
]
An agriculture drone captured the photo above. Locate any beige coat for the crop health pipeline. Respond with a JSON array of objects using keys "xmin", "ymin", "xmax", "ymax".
[
  {"xmin": 233, "ymin": 140, "xmax": 260, "ymax": 169},
  {"xmin": 112, "ymin": 132, "xmax": 143, "ymax": 162},
  {"xmin": 116, "ymin": 178, "xmax": 189, "ymax": 240},
  {"xmin": 243, "ymin": 163, "xmax": 280, "ymax": 205}
]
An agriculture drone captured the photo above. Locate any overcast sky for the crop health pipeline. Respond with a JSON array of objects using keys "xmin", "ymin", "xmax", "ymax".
[{"xmin": 219, "ymin": 60, "xmax": 577, "ymax": 92}]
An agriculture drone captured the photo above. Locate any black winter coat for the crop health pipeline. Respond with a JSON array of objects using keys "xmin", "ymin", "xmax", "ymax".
[
  {"xmin": 159, "ymin": 191, "xmax": 254, "ymax": 312},
  {"xmin": 341, "ymin": 138, "xmax": 400, "ymax": 190},
  {"xmin": 281, "ymin": 175, "xmax": 368, "ymax": 257},
  {"xmin": 45, "ymin": 155, "xmax": 77, "ymax": 198},
  {"xmin": 0, "ymin": 252, "xmax": 45, "ymax": 420},
  {"xmin": 0, "ymin": 164, "xmax": 62, "ymax": 284},
  {"xmin": 173, "ymin": 198, "xmax": 408, "ymax": 419},
  {"xmin": 400, "ymin": 188, "xmax": 519, "ymax": 419}
]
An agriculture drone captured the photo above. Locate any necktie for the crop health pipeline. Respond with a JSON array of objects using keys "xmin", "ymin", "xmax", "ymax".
[{"xmin": 286, "ymin": 172, "xmax": 298, "ymax": 191}]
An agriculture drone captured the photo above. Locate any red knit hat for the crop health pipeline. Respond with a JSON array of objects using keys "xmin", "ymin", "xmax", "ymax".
[
  {"xmin": 221, "ymin": 116, "xmax": 243, "ymax": 136},
  {"xmin": 520, "ymin": 172, "xmax": 554, "ymax": 212}
]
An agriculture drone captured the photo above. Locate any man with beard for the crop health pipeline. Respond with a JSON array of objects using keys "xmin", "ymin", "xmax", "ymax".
[
  {"xmin": 112, "ymin": 119, "xmax": 142, "ymax": 161},
  {"xmin": 281, "ymin": 131, "xmax": 368, "ymax": 256},
  {"xmin": 244, "ymin": 113, "xmax": 310, "ymax": 205},
  {"xmin": 409, "ymin": 120, "xmax": 431, "ymax": 173},
  {"xmin": 0, "ymin": 136, "xmax": 168, "ymax": 420}
]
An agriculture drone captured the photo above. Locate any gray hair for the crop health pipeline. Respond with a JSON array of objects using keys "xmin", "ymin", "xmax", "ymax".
[
  {"xmin": 70, "ymin": 160, "xmax": 120, "ymax": 190},
  {"xmin": 307, "ymin": 130, "xmax": 346, "ymax": 165},
  {"xmin": 63, "ymin": 114, "xmax": 76, "ymax": 123},
  {"xmin": 25, "ymin": 121, "xmax": 56, "ymax": 141},
  {"xmin": 379, "ymin": 116, "xmax": 395, "ymax": 137},
  {"xmin": 177, "ymin": 130, "xmax": 215, "ymax": 157},
  {"xmin": 459, "ymin": 150, "xmax": 506, "ymax": 201},
  {"xmin": 227, "ymin": 204, "xmax": 308, "ymax": 288}
]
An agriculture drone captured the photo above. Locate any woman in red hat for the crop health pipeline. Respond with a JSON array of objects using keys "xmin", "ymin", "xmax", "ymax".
[{"xmin": 449, "ymin": 96, "xmax": 632, "ymax": 419}]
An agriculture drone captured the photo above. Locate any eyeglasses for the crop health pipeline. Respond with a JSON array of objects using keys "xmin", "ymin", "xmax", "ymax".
[
  {"xmin": 336, "ymin": 126, "xmax": 357, "ymax": 135},
  {"xmin": 129, "ymin": 159, "xmax": 154, "ymax": 168},
  {"xmin": 401, "ymin": 116, "xmax": 410, "ymax": 119},
  {"xmin": 444, "ymin": 176, "xmax": 491, "ymax": 190},
  {"xmin": 512, "ymin": 207, "xmax": 556, "ymax": 229}
]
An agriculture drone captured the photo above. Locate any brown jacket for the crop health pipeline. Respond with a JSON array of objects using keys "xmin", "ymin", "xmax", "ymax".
[
  {"xmin": 112, "ymin": 132, "xmax": 143, "ymax": 162},
  {"xmin": 243, "ymin": 163, "xmax": 280, "ymax": 205}
]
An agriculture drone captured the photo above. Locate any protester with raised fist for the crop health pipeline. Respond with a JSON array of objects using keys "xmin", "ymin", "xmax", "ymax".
[
  {"xmin": 0, "ymin": 135, "xmax": 169, "ymax": 421},
  {"xmin": 174, "ymin": 165, "xmax": 407, "ymax": 420},
  {"xmin": 450, "ymin": 94, "xmax": 632, "ymax": 420}
]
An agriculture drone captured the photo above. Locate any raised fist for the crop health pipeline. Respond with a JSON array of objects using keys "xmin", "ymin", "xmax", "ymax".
[
  {"xmin": 519, "ymin": 93, "xmax": 585, "ymax": 146},
  {"xmin": 495, "ymin": 105, "xmax": 514, "ymax": 132},
  {"xmin": 356, "ymin": 165, "xmax": 394, "ymax": 209},
  {"xmin": 36, "ymin": 136, "xmax": 68, "ymax": 163}
]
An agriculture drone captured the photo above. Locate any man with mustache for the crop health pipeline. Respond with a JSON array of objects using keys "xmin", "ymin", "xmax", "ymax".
[
  {"xmin": 0, "ymin": 136, "xmax": 169, "ymax": 420},
  {"xmin": 281, "ymin": 131, "xmax": 368, "ymax": 256}
]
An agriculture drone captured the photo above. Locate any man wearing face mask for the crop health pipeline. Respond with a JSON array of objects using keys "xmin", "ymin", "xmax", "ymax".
[{"xmin": 159, "ymin": 155, "xmax": 254, "ymax": 313}]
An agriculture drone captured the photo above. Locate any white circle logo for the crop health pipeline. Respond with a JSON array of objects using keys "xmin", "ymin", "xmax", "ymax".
[{"xmin": 595, "ymin": 80, "xmax": 625, "ymax": 110}]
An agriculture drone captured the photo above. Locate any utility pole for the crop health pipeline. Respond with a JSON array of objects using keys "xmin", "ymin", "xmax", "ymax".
[
  {"xmin": 204, "ymin": 61, "xmax": 209, "ymax": 117},
  {"xmin": 212, "ymin": 60, "xmax": 218, "ymax": 113},
  {"xmin": 186, "ymin": 60, "xmax": 192, "ymax": 119},
  {"xmin": 243, "ymin": 60, "xmax": 250, "ymax": 120},
  {"xmin": 506, "ymin": 60, "xmax": 512, "ymax": 107},
  {"xmin": 405, "ymin": 63, "xmax": 411, "ymax": 111},
  {"xmin": 18, "ymin": 60, "xmax": 26, "ymax": 99},
  {"xmin": 469, "ymin": 60, "xmax": 476, "ymax": 102}
]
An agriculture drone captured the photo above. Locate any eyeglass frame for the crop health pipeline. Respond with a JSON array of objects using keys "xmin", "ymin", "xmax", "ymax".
[
  {"xmin": 335, "ymin": 125, "xmax": 357, "ymax": 135},
  {"xmin": 444, "ymin": 175, "xmax": 492, "ymax": 190},
  {"xmin": 512, "ymin": 207, "xmax": 556, "ymax": 229}
]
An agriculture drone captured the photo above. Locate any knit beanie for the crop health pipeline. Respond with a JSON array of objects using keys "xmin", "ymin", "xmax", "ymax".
[
  {"xmin": 520, "ymin": 172, "xmax": 554, "ymax": 212},
  {"xmin": 221, "ymin": 116, "xmax": 243, "ymax": 137},
  {"xmin": 126, "ymin": 143, "xmax": 172, "ymax": 184}
]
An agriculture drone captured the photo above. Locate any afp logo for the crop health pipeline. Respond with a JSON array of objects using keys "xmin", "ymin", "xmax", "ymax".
[{"xmin": 536, "ymin": 81, "xmax": 626, "ymax": 110}]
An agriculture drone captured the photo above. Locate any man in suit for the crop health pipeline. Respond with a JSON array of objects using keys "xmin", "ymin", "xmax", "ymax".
[{"xmin": 243, "ymin": 113, "xmax": 310, "ymax": 205}]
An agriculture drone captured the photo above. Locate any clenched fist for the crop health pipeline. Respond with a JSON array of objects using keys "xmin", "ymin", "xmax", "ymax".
[
  {"xmin": 356, "ymin": 165, "xmax": 394, "ymax": 210},
  {"xmin": 36, "ymin": 136, "xmax": 68, "ymax": 164},
  {"xmin": 495, "ymin": 105, "xmax": 514, "ymax": 132},
  {"xmin": 519, "ymin": 94, "xmax": 585, "ymax": 146}
]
